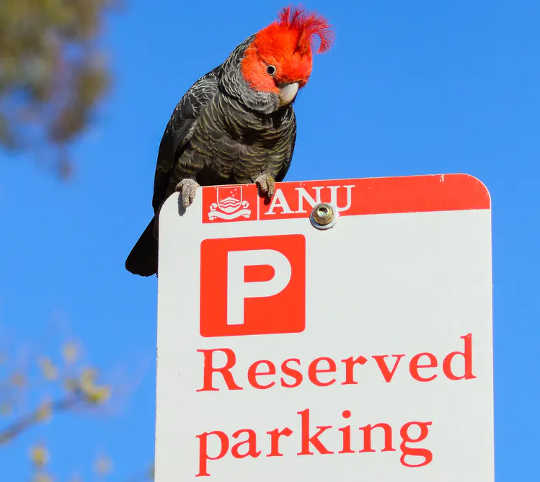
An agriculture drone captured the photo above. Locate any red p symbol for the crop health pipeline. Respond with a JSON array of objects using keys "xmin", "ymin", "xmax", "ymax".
[{"xmin": 200, "ymin": 235, "xmax": 305, "ymax": 337}]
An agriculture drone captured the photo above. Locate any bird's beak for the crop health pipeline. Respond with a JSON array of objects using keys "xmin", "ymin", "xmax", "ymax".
[{"xmin": 279, "ymin": 82, "xmax": 299, "ymax": 106}]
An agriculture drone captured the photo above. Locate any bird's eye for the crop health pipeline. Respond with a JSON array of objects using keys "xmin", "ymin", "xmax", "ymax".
[{"xmin": 266, "ymin": 65, "xmax": 276, "ymax": 75}]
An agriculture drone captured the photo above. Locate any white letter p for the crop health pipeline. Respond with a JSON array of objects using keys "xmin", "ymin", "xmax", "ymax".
[{"xmin": 227, "ymin": 249, "xmax": 292, "ymax": 326}]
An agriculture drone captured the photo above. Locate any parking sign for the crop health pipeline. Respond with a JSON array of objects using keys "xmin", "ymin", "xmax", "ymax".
[{"xmin": 155, "ymin": 174, "xmax": 493, "ymax": 481}]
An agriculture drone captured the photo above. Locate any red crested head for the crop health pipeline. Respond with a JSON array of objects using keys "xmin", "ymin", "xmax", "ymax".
[
  {"xmin": 274, "ymin": 7, "xmax": 333, "ymax": 55},
  {"xmin": 241, "ymin": 7, "xmax": 332, "ymax": 102}
]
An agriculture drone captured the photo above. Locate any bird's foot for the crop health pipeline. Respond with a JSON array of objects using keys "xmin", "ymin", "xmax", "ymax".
[
  {"xmin": 175, "ymin": 178, "xmax": 200, "ymax": 208},
  {"xmin": 254, "ymin": 173, "xmax": 275, "ymax": 200}
]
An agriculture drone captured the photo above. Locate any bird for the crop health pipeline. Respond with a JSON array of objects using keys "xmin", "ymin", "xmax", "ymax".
[{"xmin": 125, "ymin": 6, "xmax": 332, "ymax": 276}]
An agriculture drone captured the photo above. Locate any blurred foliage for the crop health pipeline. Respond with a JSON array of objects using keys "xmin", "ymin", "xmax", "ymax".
[
  {"xmin": 0, "ymin": 339, "xmax": 111, "ymax": 445},
  {"xmin": 30, "ymin": 444, "xmax": 53, "ymax": 482},
  {"xmin": 0, "ymin": 0, "xmax": 116, "ymax": 177},
  {"xmin": 0, "ymin": 335, "xmax": 153, "ymax": 480},
  {"xmin": 0, "ymin": 2, "xmax": 154, "ymax": 478}
]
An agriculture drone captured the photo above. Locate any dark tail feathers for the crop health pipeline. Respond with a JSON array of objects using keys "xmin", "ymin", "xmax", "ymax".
[{"xmin": 125, "ymin": 217, "xmax": 158, "ymax": 277}]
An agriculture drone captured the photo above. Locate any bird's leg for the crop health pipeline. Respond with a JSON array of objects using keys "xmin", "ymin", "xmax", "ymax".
[
  {"xmin": 175, "ymin": 178, "xmax": 200, "ymax": 208},
  {"xmin": 254, "ymin": 172, "xmax": 275, "ymax": 200}
]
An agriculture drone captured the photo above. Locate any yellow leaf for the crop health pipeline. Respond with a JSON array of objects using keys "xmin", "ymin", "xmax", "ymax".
[
  {"xmin": 38, "ymin": 357, "xmax": 58, "ymax": 381},
  {"xmin": 62, "ymin": 342, "xmax": 79, "ymax": 364},
  {"xmin": 29, "ymin": 445, "xmax": 49, "ymax": 467},
  {"xmin": 86, "ymin": 385, "xmax": 111, "ymax": 404},
  {"xmin": 35, "ymin": 401, "xmax": 52, "ymax": 422}
]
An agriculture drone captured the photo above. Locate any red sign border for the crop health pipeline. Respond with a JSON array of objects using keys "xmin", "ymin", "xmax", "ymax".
[{"xmin": 201, "ymin": 173, "xmax": 490, "ymax": 223}]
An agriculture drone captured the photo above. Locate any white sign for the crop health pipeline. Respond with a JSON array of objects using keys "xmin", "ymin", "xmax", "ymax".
[{"xmin": 155, "ymin": 174, "xmax": 493, "ymax": 481}]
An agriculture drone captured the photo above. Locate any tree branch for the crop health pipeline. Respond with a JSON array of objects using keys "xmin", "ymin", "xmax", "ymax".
[{"xmin": 0, "ymin": 394, "xmax": 82, "ymax": 445}]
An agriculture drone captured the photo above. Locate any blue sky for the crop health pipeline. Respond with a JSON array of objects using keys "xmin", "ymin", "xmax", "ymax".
[{"xmin": 1, "ymin": 0, "xmax": 539, "ymax": 480}]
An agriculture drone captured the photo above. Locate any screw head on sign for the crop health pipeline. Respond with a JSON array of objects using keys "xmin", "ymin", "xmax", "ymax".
[{"xmin": 310, "ymin": 203, "xmax": 337, "ymax": 230}]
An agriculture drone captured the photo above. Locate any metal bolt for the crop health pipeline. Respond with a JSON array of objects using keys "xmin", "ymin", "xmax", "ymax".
[{"xmin": 310, "ymin": 203, "xmax": 337, "ymax": 230}]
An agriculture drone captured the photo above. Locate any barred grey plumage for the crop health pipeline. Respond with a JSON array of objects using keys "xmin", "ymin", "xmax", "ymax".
[
  {"xmin": 126, "ymin": 7, "xmax": 331, "ymax": 276},
  {"xmin": 126, "ymin": 42, "xmax": 296, "ymax": 276}
]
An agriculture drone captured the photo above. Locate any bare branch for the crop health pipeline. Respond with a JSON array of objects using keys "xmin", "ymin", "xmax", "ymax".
[{"xmin": 0, "ymin": 394, "xmax": 82, "ymax": 445}]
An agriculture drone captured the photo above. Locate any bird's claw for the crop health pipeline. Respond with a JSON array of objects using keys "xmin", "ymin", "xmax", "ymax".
[
  {"xmin": 255, "ymin": 173, "xmax": 275, "ymax": 199},
  {"xmin": 175, "ymin": 178, "xmax": 200, "ymax": 208}
]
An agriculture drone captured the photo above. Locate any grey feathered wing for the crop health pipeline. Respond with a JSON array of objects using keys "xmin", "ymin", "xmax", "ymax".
[{"xmin": 125, "ymin": 68, "xmax": 220, "ymax": 276}]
